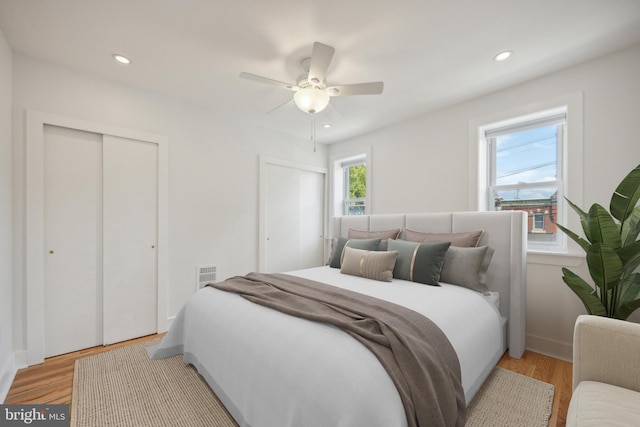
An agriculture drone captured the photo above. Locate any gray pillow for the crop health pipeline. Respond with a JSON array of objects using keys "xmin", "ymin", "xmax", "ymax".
[
  {"xmin": 387, "ymin": 239, "xmax": 451, "ymax": 286},
  {"xmin": 340, "ymin": 246, "xmax": 399, "ymax": 282},
  {"xmin": 403, "ymin": 229, "xmax": 484, "ymax": 247},
  {"xmin": 439, "ymin": 246, "xmax": 494, "ymax": 294},
  {"xmin": 329, "ymin": 237, "xmax": 382, "ymax": 268}
]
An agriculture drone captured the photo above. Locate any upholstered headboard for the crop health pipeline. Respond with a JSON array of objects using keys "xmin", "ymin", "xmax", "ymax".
[{"xmin": 332, "ymin": 211, "xmax": 527, "ymax": 359}]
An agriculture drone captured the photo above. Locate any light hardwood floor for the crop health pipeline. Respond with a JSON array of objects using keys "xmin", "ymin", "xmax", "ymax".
[
  {"xmin": 4, "ymin": 334, "xmax": 163, "ymax": 405},
  {"xmin": 6, "ymin": 336, "xmax": 572, "ymax": 426}
]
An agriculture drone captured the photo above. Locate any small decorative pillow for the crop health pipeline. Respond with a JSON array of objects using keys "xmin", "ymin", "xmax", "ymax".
[
  {"xmin": 403, "ymin": 229, "xmax": 484, "ymax": 247},
  {"xmin": 328, "ymin": 237, "xmax": 382, "ymax": 268},
  {"xmin": 387, "ymin": 239, "xmax": 451, "ymax": 286},
  {"xmin": 348, "ymin": 228, "xmax": 401, "ymax": 251},
  {"xmin": 439, "ymin": 246, "xmax": 494, "ymax": 294},
  {"xmin": 340, "ymin": 246, "xmax": 398, "ymax": 282}
]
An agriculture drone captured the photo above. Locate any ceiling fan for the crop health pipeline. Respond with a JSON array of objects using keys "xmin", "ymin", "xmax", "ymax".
[{"xmin": 240, "ymin": 42, "xmax": 384, "ymax": 115}]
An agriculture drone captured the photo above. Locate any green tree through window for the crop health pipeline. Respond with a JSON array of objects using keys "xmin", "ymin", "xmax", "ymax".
[{"xmin": 348, "ymin": 165, "xmax": 366, "ymax": 199}]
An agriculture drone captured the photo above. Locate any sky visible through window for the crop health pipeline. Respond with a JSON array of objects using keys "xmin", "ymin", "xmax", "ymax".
[{"xmin": 495, "ymin": 124, "xmax": 557, "ymax": 200}]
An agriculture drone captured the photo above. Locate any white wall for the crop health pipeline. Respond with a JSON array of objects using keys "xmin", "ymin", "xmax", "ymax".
[
  {"xmin": 330, "ymin": 44, "xmax": 640, "ymax": 360},
  {"xmin": 8, "ymin": 41, "xmax": 640, "ymax": 365},
  {"xmin": 11, "ymin": 54, "xmax": 327, "ymax": 359},
  {"xmin": 0, "ymin": 27, "xmax": 14, "ymax": 401}
]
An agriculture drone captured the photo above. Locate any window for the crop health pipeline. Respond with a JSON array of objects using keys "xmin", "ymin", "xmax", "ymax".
[
  {"xmin": 343, "ymin": 160, "xmax": 366, "ymax": 215},
  {"xmin": 485, "ymin": 109, "xmax": 566, "ymax": 251},
  {"xmin": 533, "ymin": 212, "xmax": 545, "ymax": 231},
  {"xmin": 333, "ymin": 153, "xmax": 368, "ymax": 216}
]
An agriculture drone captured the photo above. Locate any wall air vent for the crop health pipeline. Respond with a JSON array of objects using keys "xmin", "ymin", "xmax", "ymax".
[{"xmin": 197, "ymin": 264, "xmax": 218, "ymax": 290}]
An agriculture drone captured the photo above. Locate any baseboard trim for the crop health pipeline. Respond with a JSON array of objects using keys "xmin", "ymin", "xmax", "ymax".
[
  {"xmin": 0, "ymin": 354, "xmax": 17, "ymax": 403},
  {"xmin": 526, "ymin": 333, "xmax": 573, "ymax": 362}
]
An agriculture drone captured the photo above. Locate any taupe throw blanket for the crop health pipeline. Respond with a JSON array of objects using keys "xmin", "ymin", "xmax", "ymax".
[{"xmin": 209, "ymin": 272, "xmax": 466, "ymax": 427}]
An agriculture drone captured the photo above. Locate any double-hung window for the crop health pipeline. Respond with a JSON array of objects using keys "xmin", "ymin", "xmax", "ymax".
[
  {"xmin": 485, "ymin": 109, "xmax": 566, "ymax": 251},
  {"xmin": 342, "ymin": 159, "xmax": 366, "ymax": 215},
  {"xmin": 332, "ymin": 150, "xmax": 370, "ymax": 217}
]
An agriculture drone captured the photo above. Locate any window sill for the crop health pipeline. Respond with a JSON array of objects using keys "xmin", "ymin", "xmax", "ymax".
[{"xmin": 527, "ymin": 250, "xmax": 585, "ymax": 267}]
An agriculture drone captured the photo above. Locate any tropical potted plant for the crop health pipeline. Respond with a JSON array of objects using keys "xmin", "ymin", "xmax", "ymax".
[{"xmin": 556, "ymin": 164, "xmax": 640, "ymax": 319}]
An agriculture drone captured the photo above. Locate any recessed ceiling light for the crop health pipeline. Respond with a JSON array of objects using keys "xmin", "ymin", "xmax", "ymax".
[
  {"xmin": 322, "ymin": 123, "xmax": 332, "ymax": 128},
  {"xmin": 494, "ymin": 51, "xmax": 512, "ymax": 62},
  {"xmin": 112, "ymin": 54, "xmax": 131, "ymax": 65}
]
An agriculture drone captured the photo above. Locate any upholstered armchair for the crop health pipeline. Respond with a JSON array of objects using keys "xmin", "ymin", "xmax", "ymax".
[{"xmin": 566, "ymin": 315, "xmax": 640, "ymax": 426}]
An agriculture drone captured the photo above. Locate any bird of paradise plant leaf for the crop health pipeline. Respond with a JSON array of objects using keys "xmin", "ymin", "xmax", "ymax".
[{"xmin": 556, "ymin": 164, "xmax": 640, "ymax": 319}]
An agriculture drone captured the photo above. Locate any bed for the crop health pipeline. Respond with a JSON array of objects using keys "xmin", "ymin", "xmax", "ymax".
[{"xmin": 149, "ymin": 211, "xmax": 527, "ymax": 427}]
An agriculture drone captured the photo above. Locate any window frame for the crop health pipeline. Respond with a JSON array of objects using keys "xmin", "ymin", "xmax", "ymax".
[
  {"xmin": 487, "ymin": 112, "xmax": 566, "ymax": 252},
  {"xmin": 330, "ymin": 148, "xmax": 371, "ymax": 218},
  {"xmin": 470, "ymin": 93, "xmax": 584, "ymax": 261},
  {"xmin": 468, "ymin": 100, "xmax": 584, "ymax": 256},
  {"xmin": 533, "ymin": 212, "xmax": 545, "ymax": 231},
  {"xmin": 342, "ymin": 159, "xmax": 366, "ymax": 216}
]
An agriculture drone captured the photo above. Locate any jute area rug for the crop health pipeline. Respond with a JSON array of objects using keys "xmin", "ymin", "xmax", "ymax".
[{"xmin": 71, "ymin": 340, "xmax": 554, "ymax": 427}]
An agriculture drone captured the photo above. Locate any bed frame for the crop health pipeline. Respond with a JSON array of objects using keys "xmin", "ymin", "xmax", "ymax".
[{"xmin": 332, "ymin": 211, "xmax": 527, "ymax": 359}]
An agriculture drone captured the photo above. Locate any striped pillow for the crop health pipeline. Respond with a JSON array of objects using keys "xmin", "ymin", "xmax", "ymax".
[
  {"xmin": 340, "ymin": 246, "xmax": 398, "ymax": 282},
  {"xmin": 387, "ymin": 239, "xmax": 451, "ymax": 286}
]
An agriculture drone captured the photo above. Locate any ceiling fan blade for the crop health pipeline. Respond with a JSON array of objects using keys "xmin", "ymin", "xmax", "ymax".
[
  {"xmin": 327, "ymin": 101, "xmax": 342, "ymax": 116},
  {"xmin": 327, "ymin": 82, "xmax": 384, "ymax": 96},
  {"xmin": 266, "ymin": 99, "xmax": 294, "ymax": 114},
  {"xmin": 307, "ymin": 42, "xmax": 335, "ymax": 86},
  {"xmin": 239, "ymin": 72, "xmax": 298, "ymax": 91}
]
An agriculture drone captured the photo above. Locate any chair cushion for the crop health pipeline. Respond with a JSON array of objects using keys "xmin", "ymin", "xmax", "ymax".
[{"xmin": 567, "ymin": 381, "xmax": 640, "ymax": 427}]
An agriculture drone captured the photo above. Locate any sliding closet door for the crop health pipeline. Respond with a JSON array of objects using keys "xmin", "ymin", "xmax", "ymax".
[
  {"xmin": 102, "ymin": 135, "xmax": 158, "ymax": 345},
  {"xmin": 262, "ymin": 161, "xmax": 325, "ymax": 273},
  {"xmin": 298, "ymin": 169, "xmax": 325, "ymax": 268},
  {"xmin": 43, "ymin": 125, "xmax": 103, "ymax": 358},
  {"xmin": 264, "ymin": 163, "xmax": 301, "ymax": 273}
]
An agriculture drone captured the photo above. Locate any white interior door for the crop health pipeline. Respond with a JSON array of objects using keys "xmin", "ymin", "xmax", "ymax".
[
  {"xmin": 263, "ymin": 160, "xmax": 325, "ymax": 273},
  {"xmin": 44, "ymin": 125, "xmax": 103, "ymax": 357},
  {"xmin": 103, "ymin": 135, "xmax": 158, "ymax": 345},
  {"xmin": 264, "ymin": 164, "xmax": 301, "ymax": 273},
  {"xmin": 298, "ymin": 169, "xmax": 325, "ymax": 268}
]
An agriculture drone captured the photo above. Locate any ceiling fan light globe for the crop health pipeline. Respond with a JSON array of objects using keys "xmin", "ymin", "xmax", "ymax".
[{"xmin": 293, "ymin": 87, "xmax": 330, "ymax": 114}]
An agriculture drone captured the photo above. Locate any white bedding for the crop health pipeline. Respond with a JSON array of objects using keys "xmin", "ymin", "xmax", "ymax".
[{"xmin": 148, "ymin": 266, "xmax": 503, "ymax": 427}]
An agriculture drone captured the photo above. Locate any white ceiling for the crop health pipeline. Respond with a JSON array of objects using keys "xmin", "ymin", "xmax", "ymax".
[{"xmin": 1, "ymin": 0, "xmax": 640, "ymax": 143}]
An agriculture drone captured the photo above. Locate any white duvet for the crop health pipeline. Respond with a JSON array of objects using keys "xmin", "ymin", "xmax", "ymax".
[{"xmin": 148, "ymin": 266, "xmax": 503, "ymax": 427}]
